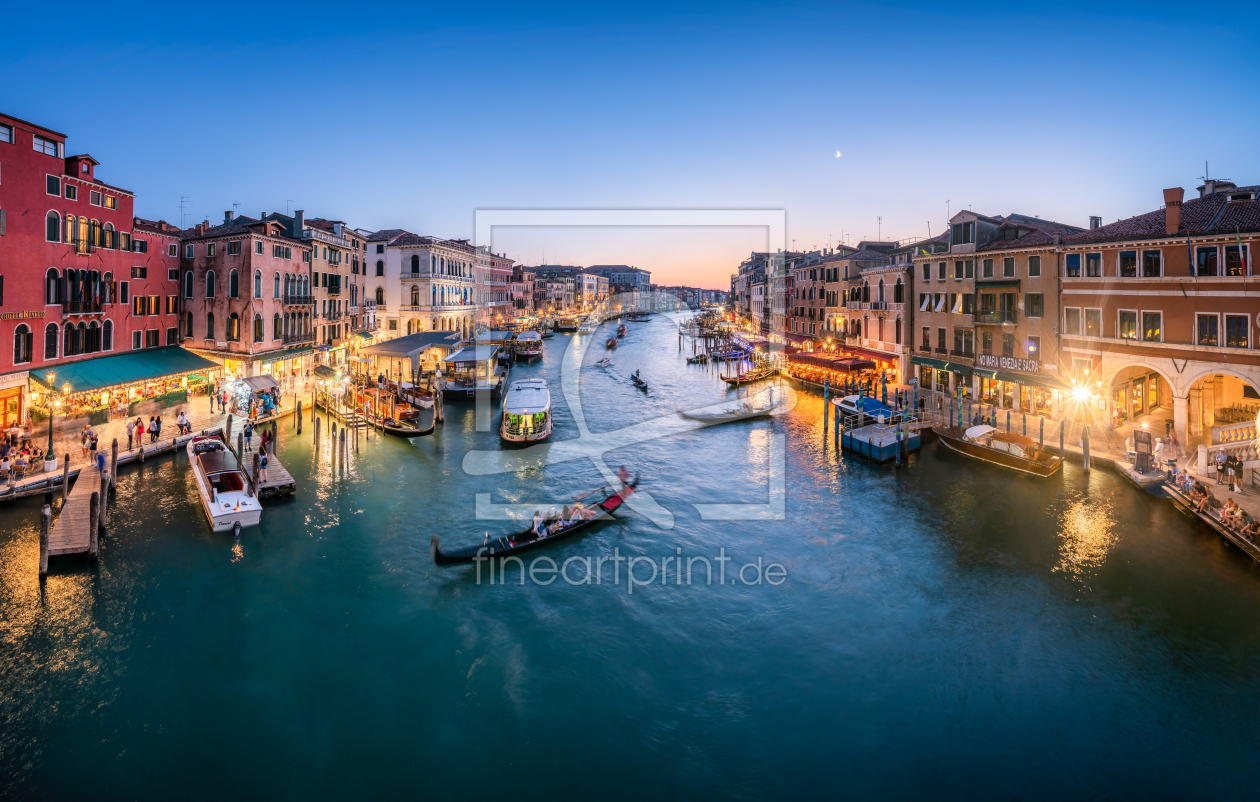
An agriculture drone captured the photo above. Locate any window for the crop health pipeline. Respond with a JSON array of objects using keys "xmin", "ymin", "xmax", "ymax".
[
  {"xmin": 1027, "ymin": 335, "xmax": 1041, "ymax": 360},
  {"xmin": 254, "ymin": 269, "xmax": 262, "ymax": 298},
  {"xmin": 376, "ymin": 260, "xmax": 384, "ymax": 276},
  {"xmin": 229, "ymin": 269, "xmax": 239, "ymax": 298},
  {"xmin": 168, "ymin": 244, "xmax": 177, "ymax": 257},
  {"xmin": 955, "ymin": 260, "xmax": 965, "ymax": 280},
  {"xmin": 227, "ymin": 313, "xmax": 240, "ymax": 342},
  {"xmin": 1142, "ymin": 250, "xmax": 1161, "ymax": 277},
  {"xmin": 922, "ymin": 263, "xmax": 930, "ymax": 281},
  {"xmin": 1119, "ymin": 311, "xmax": 1138, "ymax": 340},
  {"xmin": 375, "ymin": 287, "xmax": 384, "ymax": 304},
  {"xmin": 273, "ymin": 271, "xmax": 281, "ymax": 298},
  {"xmin": 921, "ymin": 327, "xmax": 930, "ymax": 349},
  {"xmin": 1119, "ymin": 251, "xmax": 1137, "ymax": 277},
  {"xmin": 120, "ymin": 281, "xmax": 129, "ymax": 304},
  {"xmin": 166, "ymin": 295, "xmax": 178, "ymax": 314},
  {"xmin": 1065, "ymin": 254, "xmax": 1081, "ymax": 277},
  {"xmin": 13, "ymin": 324, "xmax": 33, "ymax": 364},
  {"xmin": 1086, "ymin": 253, "xmax": 1102, "ymax": 277},
  {"xmin": 184, "ymin": 243, "xmax": 194, "ymax": 258},
  {"xmin": 1196, "ymin": 247, "xmax": 1218, "ymax": 276},
  {"xmin": 937, "ymin": 262, "xmax": 946, "ymax": 280},
  {"xmin": 0, "ymin": 123, "xmax": 11, "ymax": 143},
  {"xmin": 919, "ymin": 293, "xmax": 930, "ymax": 311},
  {"xmin": 44, "ymin": 323, "xmax": 58, "ymax": 359},
  {"xmin": 89, "ymin": 190, "xmax": 102, "ymax": 206},
  {"xmin": 1226, "ymin": 315, "xmax": 1249, "ymax": 348},
  {"xmin": 982, "ymin": 259, "xmax": 993, "ymax": 279},
  {"xmin": 376, "ymin": 243, "xmax": 384, "ymax": 253},
  {"xmin": 46, "ymin": 175, "xmax": 60, "ymax": 195},
  {"xmin": 206, "ymin": 312, "xmax": 215, "ymax": 340},
  {"xmin": 132, "ymin": 330, "xmax": 141, "ymax": 350},
  {"xmin": 1225, "ymin": 245, "xmax": 1249, "ymax": 276},
  {"xmin": 254, "ymin": 314, "xmax": 264, "ymax": 342},
  {"xmin": 981, "ymin": 330, "xmax": 993, "ymax": 355},
  {"xmin": 273, "ymin": 313, "xmax": 281, "ymax": 340},
  {"xmin": 255, "ymin": 241, "xmax": 264, "ymax": 255},
  {"xmin": 1002, "ymin": 257, "xmax": 1014, "ymax": 278},
  {"xmin": 133, "ymin": 295, "xmax": 145, "ymax": 316},
  {"xmin": 1025, "ymin": 293, "xmax": 1043, "ymax": 318},
  {"xmin": 205, "ymin": 242, "xmax": 216, "ymax": 257},
  {"xmin": 146, "ymin": 329, "xmax": 159, "ymax": 348},
  {"xmin": 950, "ymin": 293, "xmax": 962, "ymax": 314},
  {"xmin": 937, "ymin": 327, "xmax": 947, "ymax": 351},
  {"xmin": 105, "ymin": 196, "xmax": 117, "ymax": 210},
  {"xmin": 950, "ymin": 222, "xmax": 975, "ymax": 245},
  {"xmin": 1197, "ymin": 314, "xmax": 1219, "ymax": 346},
  {"xmin": 934, "ymin": 293, "xmax": 945, "ymax": 312},
  {"xmin": 186, "ymin": 311, "xmax": 194, "ymax": 337},
  {"xmin": 1142, "ymin": 311, "xmax": 1162, "ymax": 342},
  {"xmin": 1084, "ymin": 308, "xmax": 1102, "ymax": 337},
  {"xmin": 45, "ymin": 211, "xmax": 60, "ymax": 242},
  {"xmin": 147, "ymin": 295, "xmax": 160, "ymax": 315},
  {"xmin": 1002, "ymin": 333, "xmax": 1016, "ymax": 357},
  {"xmin": 224, "ymin": 240, "xmax": 239, "ymax": 255},
  {"xmin": 1064, "ymin": 307, "xmax": 1082, "ymax": 335},
  {"xmin": 63, "ymin": 184, "xmax": 77, "ymax": 200},
  {"xmin": 953, "ymin": 328, "xmax": 974, "ymax": 356},
  {"xmin": 131, "ymin": 266, "xmax": 147, "ymax": 279},
  {"xmin": 166, "ymin": 327, "xmax": 177, "ymax": 345},
  {"xmin": 33, "ymin": 136, "xmax": 60, "ymax": 156},
  {"xmin": 302, "ymin": 250, "xmax": 311, "ymax": 263}
]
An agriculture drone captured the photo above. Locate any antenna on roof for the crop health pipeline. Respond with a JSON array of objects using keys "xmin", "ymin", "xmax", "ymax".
[
  {"xmin": 286, "ymin": 200, "xmax": 295, "ymax": 215},
  {"xmin": 877, "ymin": 216, "xmax": 882, "ymax": 240},
  {"xmin": 179, "ymin": 196, "xmax": 191, "ymax": 228}
]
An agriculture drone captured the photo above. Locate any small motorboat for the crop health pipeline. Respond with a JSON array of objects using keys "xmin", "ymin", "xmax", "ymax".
[
  {"xmin": 431, "ymin": 478, "xmax": 639, "ymax": 565},
  {"xmin": 680, "ymin": 396, "xmax": 782, "ymax": 424},
  {"xmin": 606, "ymin": 337, "xmax": 618, "ymax": 350},
  {"xmin": 617, "ymin": 324, "xmax": 627, "ymax": 338},
  {"xmin": 539, "ymin": 329, "xmax": 555, "ymax": 339},
  {"xmin": 187, "ymin": 435, "xmax": 262, "ymax": 533},
  {"xmin": 932, "ymin": 424, "xmax": 1064, "ymax": 477},
  {"xmin": 594, "ymin": 358, "xmax": 613, "ymax": 368}
]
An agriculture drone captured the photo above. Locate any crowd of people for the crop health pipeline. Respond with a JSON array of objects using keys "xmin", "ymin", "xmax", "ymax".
[
  {"xmin": 0, "ymin": 439, "xmax": 46, "ymax": 483},
  {"xmin": 1172, "ymin": 465, "xmax": 1260, "ymax": 541}
]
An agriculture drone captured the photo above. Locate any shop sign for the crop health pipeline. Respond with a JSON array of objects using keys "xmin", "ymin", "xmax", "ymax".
[
  {"xmin": 975, "ymin": 354, "xmax": 1040, "ymax": 373},
  {"xmin": 0, "ymin": 311, "xmax": 45, "ymax": 320},
  {"xmin": 0, "ymin": 371, "xmax": 30, "ymax": 389}
]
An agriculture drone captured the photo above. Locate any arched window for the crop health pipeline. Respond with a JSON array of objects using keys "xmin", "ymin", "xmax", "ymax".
[
  {"xmin": 253, "ymin": 314, "xmax": 263, "ymax": 342},
  {"xmin": 273, "ymin": 271, "xmax": 280, "ymax": 298},
  {"xmin": 86, "ymin": 321, "xmax": 100, "ymax": 353},
  {"xmin": 63, "ymin": 322, "xmax": 73, "ymax": 357},
  {"xmin": 206, "ymin": 270, "xmax": 217, "ymax": 298},
  {"xmin": 13, "ymin": 324, "xmax": 32, "ymax": 364},
  {"xmin": 411, "ymin": 285, "xmax": 420, "ymax": 306},
  {"xmin": 103, "ymin": 222, "xmax": 115, "ymax": 249},
  {"xmin": 878, "ymin": 278, "xmax": 885, "ymax": 302},
  {"xmin": 227, "ymin": 313, "xmax": 240, "ymax": 342},
  {"xmin": 77, "ymin": 216, "xmax": 88, "ymax": 247},
  {"xmin": 46, "ymin": 211, "xmax": 60, "ymax": 242},
  {"xmin": 186, "ymin": 311, "xmax": 194, "ymax": 338},
  {"xmin": 375, "ymin": 287, "xmax": 384, "ymax": 305},
  {"xmin": 74, "ymin": 322, "xmax": 85, "ymax": 354},
  {"xmin": 895, "ymin": 317, "xmax": 902, "ymax": 345},
  {"xmin": 101, "ymin": 272, "xmax": 113, "ymax": 305},
  {"xmin": 272, "ymin": 313, "xmax": 281, "ymax": 340},
  {"xmin": 207, "ymin": 312, "xmax": 215, "ymax": 340},
  {"xmin": 46, "ymin": 268, "xmax": 61, "ymax": 305},
  {"xmin": 410, "ymin": 255, "xmax": 420, "ymax": 274},
  {"xmin": 229, "ymin": 269, "xmax": 239, "ymax": 299},
  {"xmin": 376, "ymin": 260, "xmax": 384, "ymax": 276},
  {"xmin": 254, "ymin": 269, "xmax": 262, "ymax": 299},
  {"xmin": 102, "ymin": 320, "xmax": 112, "ymax": 351},
  {"xmin": 184, "ymin": 271, "xmax": 194, "ymax": 298},
  {"xmin": 862, "ymin": 282, "xmax": 870, "ymax": 303},
  {"xmin": 894, "ymin": 278, "xmax": 904, "ymax": 304},
  {"xmin": 43, "ymin": 323, "xmax": 58, "ymax": 360}
]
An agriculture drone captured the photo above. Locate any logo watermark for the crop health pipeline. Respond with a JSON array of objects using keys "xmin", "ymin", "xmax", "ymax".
[{"xmin": 473, "ymin": 547, "xmax": 787, "ymax": 592}]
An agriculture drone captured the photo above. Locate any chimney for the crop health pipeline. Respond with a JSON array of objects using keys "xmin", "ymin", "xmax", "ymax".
[
  {"xmin": 1089, "ymin": 216, "xmax": 1101, "ymax": 230},
  {"xmin": 194, "ymin": 222, "xmax": 206, "ymax": 237},
  {"xmin": 294, "ymin": 209, "xmax": 305, "ymax": 236},
  {"xmin": 224, "ymin": 211, "xmax": 233, "ymax": 225},
  {"xmin": 1163, "ymin": 187, "xmax": 1184, "ymax": 235},
  {"xmin": 333, "ymin": 222, "xmax": 343, "ymax": 237}
]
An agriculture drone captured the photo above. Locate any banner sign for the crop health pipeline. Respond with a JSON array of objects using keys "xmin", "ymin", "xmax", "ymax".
[{"xmin": 975, "ymin": 354, "xmax": 1040, "ymax": 373}]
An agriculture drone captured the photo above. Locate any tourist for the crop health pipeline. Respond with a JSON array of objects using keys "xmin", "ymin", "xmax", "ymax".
[
  {"xmin": 259, "ymin": 449, "xmax": 269, "ymax": 483},
  {"xmin": 136, "ymin": 417, "xmax": 146, "ymax": 445},
  {"xmin": 0, "ymin": 455, "xmax": 10, "ymax": 482},
  {"xmin": 532, "ymin": 510, "xmax": 543, "ymax": 536},
  {"xmin": 81, "ymin": 425, "xmax": 92, "ymax": 457},
  {"xmin": 244, "ymin": 421, "xmax": 254, "ymax": 452},
  {"xmin": 126, "ymin": 418, "xmax": 135, "ymax": 450},
  {"xmin": 1216, "ymin": 448, "xmax": 1228, "ymax": 484},
  {"xmin": 96, "ymin": 444, "xmax": 106, "ymax": 473},
  {"xmin": 89, "ymin": 431, "xmax": 98, "ymax": 465},
  {"xmin": 1167, "ymin": 427, "xmax": 1180, "ymax": 460},
  {"xmin": 13, "ymin": 453, "xmax": 26, "ymax": 477},
  {"xmin": 1243, "ymin": 520, "xmax": 1260, "ymax": 540}
]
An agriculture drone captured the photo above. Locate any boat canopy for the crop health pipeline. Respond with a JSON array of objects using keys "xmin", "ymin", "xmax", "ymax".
[
  {"xmin": 198, "ymin": 449, "xmax": 241, "ymax": 475},
  {"xmin": 443, "ymin": 345, "xmax": 500, "ymax": 364},
  {"xmin": 503, "ymin": 379, "xmax": 550, "ymax": 414},
  {"xmin": 965, "ymin": 425, "xmax": 996, "ymax": 440},
  {"xmin": 516, "ymin": 331, "xmax": 542, "ymax": 342}
]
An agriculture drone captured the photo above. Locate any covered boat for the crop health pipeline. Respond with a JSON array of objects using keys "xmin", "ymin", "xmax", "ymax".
[
  {"xmin": 933, "ymin": 424, "xmax": 1064, "ymax": 477},
  {"xmin": 186, "ymin": 435, "xmax": 262, "ymax": 533},
  {"xmin": 514, "ymin": 330, "xmax": 543, "ymax": 362},
  {"xmin": 431, "ymin": 478, "xmax": 639, "ymax": 564},
  {"xmin": 441, "ymin": 345, "xmax": 509, "ymax": 400},
  {"xmin": 501, "ymin": 378, "xmax": 553, "ymax": 442},
  {"xmin": 555, "ymin": 316, "xmax": 579, "ymax": 332},
  {"xmin": 831, "ymin": 394, "xmax": 901, "ymax": 425}
]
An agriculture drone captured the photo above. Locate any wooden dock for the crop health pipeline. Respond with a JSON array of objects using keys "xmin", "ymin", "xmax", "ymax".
[
  {"xmin": 47, "ymin": 467, "xmax": 103, "ymax": 556},
  {"xmin": 259, "ymin": 452, "xmax": 296, "ymax": 498}
]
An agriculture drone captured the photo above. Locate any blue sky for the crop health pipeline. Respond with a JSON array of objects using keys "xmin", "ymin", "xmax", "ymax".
[{"xmin": 5, "ymin": 1, "xmax": 1258, "ymax": 287}]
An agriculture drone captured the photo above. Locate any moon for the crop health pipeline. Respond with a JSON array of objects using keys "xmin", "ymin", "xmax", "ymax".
[{"xmin": 835, "ymin": 150, "xmax": 842, "ymax": 158}]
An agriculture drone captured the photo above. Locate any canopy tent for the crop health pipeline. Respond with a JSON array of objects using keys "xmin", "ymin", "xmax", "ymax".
[
  {"xmin": 29, "ymin": 346, "xmax": 218, "ymax": 396},
  {"xmin": 359, "ymin": 331, "xmax": 461, "ymax": 375},
  {"xmin": 313, "ymin": 365, "xmax": 338, "ymax": 380},
  {"xmin": 354, "ymin": 330, "xmax": 374, "ymax": 340},
  {"xmin": 241, "ymin": 375, "xmax": 279, "ymax": 391}
]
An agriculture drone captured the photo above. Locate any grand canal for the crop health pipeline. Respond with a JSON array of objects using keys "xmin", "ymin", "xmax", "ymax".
[{"xmin": 4, "ymin": 315, "xmax": 1260, "ymax": 798}]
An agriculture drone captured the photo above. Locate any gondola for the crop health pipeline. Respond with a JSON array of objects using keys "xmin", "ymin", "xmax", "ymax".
[
  {"xmin": 431, "ymin": 478, "xmax": 639, "ymax": 565},
  {"xmin": 381, "ymin": 418, "xmax": 435, "ymax": 438},
  {"xmin": 631, "ymin": 375, "xmax": 648, "ymax": 391},
  {"xmin": 722, "ymin": 367, "xmax": 773, "ymax": 386}
]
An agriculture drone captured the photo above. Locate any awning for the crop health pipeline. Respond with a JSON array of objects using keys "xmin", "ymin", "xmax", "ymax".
[
  {"xmin": 911, "ymin": 355, "xmax": 972, "ymax": 375},
  {"xmin": 259, "ymin": 346, "xmax": 315, "ymax": 365},
  {"xmin": 313, "ymin": 365, "xmax": 338, "ymax": 379},
  {"xmin": 29, "ymin": 347, "xmax": 219, "ymax": 396},
  {"xmin": 354, "ymin": 331, "xmax": 373, "ymax": 340},
  {"xmin": 990, "ymin": 371, "xmax": 1070, "ymax": 391},
  {"xmin": 845, "ymin": 346, "xmax": 897, "ymax": 363},
  {"xmin": 241, "ymin": 375, "xmax": 279, "ymax": 391}
]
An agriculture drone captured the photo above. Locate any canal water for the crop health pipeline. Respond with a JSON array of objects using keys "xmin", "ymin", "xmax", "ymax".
[{"xmin": 3, "ymin": 316, "xmax": 1260, "ymax": 798}]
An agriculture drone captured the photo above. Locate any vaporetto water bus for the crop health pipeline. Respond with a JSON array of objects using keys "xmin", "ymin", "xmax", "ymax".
[
  {"xmin": 500, "ymin": 378, "xmax": 553, "ymax": 442},
  {"xmin": 513, "ymin": 330, "xmax": 543, "ymax": 363}
]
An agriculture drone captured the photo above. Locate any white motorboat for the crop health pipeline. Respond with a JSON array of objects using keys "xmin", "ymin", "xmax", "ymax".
[
  {"xmin": 594, "ymin": 358, "xmax": 613, "ymax": 368},
  {"xmin": 501, "ymin": 378, "xmax": 553, "ymax": 442},
  {"xmin": 577, "ymin": 317, "xmax": 599, "ymax": 334},
  {"xmin": 187, "ymin": 435, "xmax": 262, "ymax": 534},
  {"xmin": 679, "ymin": 389, "xmax": 785, "ymax": 424}
]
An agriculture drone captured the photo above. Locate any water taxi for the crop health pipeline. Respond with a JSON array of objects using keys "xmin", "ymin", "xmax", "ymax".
[
  {"xmin": 617, "ymin": 323, "xmax": 627, "ymax": 338},
  {"xmin": 555, "ymin": 316, "xmax": 579, "ymax": 332},
  {"xmin": 513, "ymin": 330, "xmax": 543, "ymax": 363},
  {"xmin": 933, "ymin": 424, "xmax": 1064, "ymax": 477},
  {"xmin": 501, "ymin": 378, "xmax": 553, "ymax": 443},
  {"xmin": 441, "ymin": 345, "xmax": 509, "ymax": 400},
  {"xmin": 832, "ymin": 394, "xmax": 902, "ymax": 425},
  {"xmin": 578, "ymin": 317, "xmax": 599, "ymax": 334},
  {"xmin": 187, "ymin": 435, "xmax": 262, "ymax": 534}
]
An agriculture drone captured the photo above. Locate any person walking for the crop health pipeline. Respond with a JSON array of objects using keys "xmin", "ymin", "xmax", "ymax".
[
  {"xmin": 89, "ymin": 431, "xmax": 98, "ymax": 467},
  {"xmin": 95, "ymin": 440, "xmax": 106, "ymax": 473},
  {"xmin": 136, "ymin": 417, "xmax": 146, "ymax": 445},
  {"xmin": 259, "ymin": 448, "xmax": 269, "ymax": 483},
  {"xmin": 126, "ymin": 418, "xmax": 135, "ymax": 450},
  {"xmin": 154, "ymin": 415, "xmax": 163, "ymax": 442},
  {"xmin": 244, "ymin": 421, "xmax": 254, "ymax": 452}
]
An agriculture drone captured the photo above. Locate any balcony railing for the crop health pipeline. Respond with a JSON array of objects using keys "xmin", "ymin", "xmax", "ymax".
[
  {"xmin": 949, "ymin": 348, "xmax": 975, "ymax": 359},
  {"xmin": 282, "ymin": 294, "xmax": 314, "ymax": 306},
  {"xmin": 935, "ymin": 347, "xmax": 949, "ymax": 354},
  {"xmin": 974, "ymin": 310, "xmax": 1016, "ymax": 325},
  {"xmin": 283, "ymin": 332, "xmax": 315, "ymax": 345},
  {"xmin": 62, "ymin": 301, "xmax": 104, "ymax": 315}
]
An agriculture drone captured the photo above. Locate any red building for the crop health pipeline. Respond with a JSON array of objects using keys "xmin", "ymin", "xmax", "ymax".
[{"xmin": 0, "ymin": 111, "xmax": 184, "ymax": 432}]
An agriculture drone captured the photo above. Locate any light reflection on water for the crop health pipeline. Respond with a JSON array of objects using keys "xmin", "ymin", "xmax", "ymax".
[{"xmin": 3, "ymin": 316, "xmax": 1260, "ymax": 798}]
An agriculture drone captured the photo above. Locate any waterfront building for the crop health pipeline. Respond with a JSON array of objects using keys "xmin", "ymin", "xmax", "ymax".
[
  {"xmin": 180, "ymin": 216, "xmax": 314, "ymax": 379},
  {"xmin": 1059, "ymin": 180, "xmax": 1260, "ymax": 457},
  {"xmin": 586, "ymin": 265, "xmax": 651, "ymax": 293},
  {"xmin": 476, "ymin": 246, "xmax": 514, "ymax": 330},
  {"xmin": 0, "ymin": 111, "xmax": 193, "ymax": 430},
  {"xmin": 840, "ymin": 243, "xmax": 901, "ymax": 379},
  {"xmin": 510, "ymin": 266, "xmax": 536, "ymax": 314},
  {"xmin": 362, "ymin": 230, "xmax": 478, "ymax": 339}
]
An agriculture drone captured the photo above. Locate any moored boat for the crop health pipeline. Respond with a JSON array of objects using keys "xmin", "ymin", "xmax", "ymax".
[
  {"xmin": 513, "ymin": 330, "xmax": 543, "ymax": 363},
  {"xmin": 555, "ymin": 316, "xmax": 579, "ymax": 332},
  {"xmin": 431, "ymin": 478, "xmax": 639, "ymax": 564},
  {"xmin": 722, "ymin": 367, "xmax": 773, "ymax": 386},
  {"xmin": 933, "ymin": 424, "xmax": 1064, "ymax": 477},
  {"xmin": 501, "ymin": 378, "xmax": 553, "ymax": 443},
  {"xmin": 187, "ymin": 435, "xmax": 262, "ymax": 533},
  {"xmin": 441, "ymin": 345, "xmax": 509, "ymax": 400}
]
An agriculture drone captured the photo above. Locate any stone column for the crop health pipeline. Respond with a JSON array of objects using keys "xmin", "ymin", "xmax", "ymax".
[
  {"xmin": 1173, "ymin": 394, "xmax": 1189, "ymax": 452},
  {"xmin": 1188, "ymin": 385, "xmax": 1203, "ymax": 437}
]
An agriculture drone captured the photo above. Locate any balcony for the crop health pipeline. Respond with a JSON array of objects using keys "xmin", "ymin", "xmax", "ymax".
[
  {"xmin": 61, "ymin": 301, "xmax": 106, "ymax": 315},
  {"xmin": 283, "ymin": 332, "xmax": 315, "ymax": 345},
  {"xmin": 935, "ymin": 347, "xmax": 950, "ymax": 355},
  {"xmin": 325, "ymin": 287, "xmax": 341, "ymax": 296},
  {"xmin": 949, "ymin": 348, "xmax": 975, "ymax": 359},
  {"xmin": 282, "ymin": 294, "xmax": 314, "ymax": 306},
  {"xmin": 348, "ymin": 305, "xmax": 360, "ymax": 314},
  {"xmin": 974, "ymin": 310, "xmax": 1016, "ymax": 325}
]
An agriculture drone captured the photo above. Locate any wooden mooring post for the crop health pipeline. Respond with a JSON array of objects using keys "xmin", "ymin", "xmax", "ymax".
[
  {"xmin": 110, "ymin": 439, "xmax": 119, "ymax": 489},
  {"xmin": 297, "ymin": 400, "xmax": 303, "ymax": 433},
  {"xmin": 1082, "ymin": 424, "xmax": 1091, "ymax": 473},
  {"xmin": 39, "ymin": 504, "xmax": 50, "ymax": 577},
  {"xmin": 88, "ymin": 492, "xmax": 99, "ymax": 560},
  {"xmin": 99, "ymin": 470, "xmax": 109, "ymax": 530},
  {"xmin": 315, "ymin": 415, "xmax": 321, "ymax": 449},
  {"xmin": 226, "ymin": 414, "xmax": 234, "ymax": 447},
  {"xmin": 61, "ymin": 456, "xmax": 69, "ymax": 505}
]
